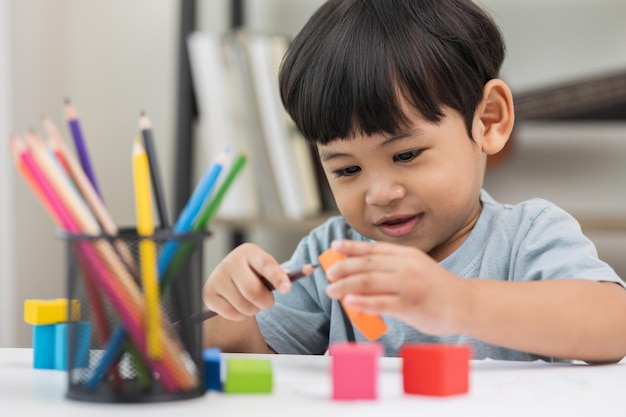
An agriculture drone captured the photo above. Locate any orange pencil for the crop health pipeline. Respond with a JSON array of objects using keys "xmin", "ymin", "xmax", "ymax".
[
  {"xmin": 43, "ymin": 118, "xmax": 71, "ymax": 174},
  {"xmin": 9, "ymin": 135, "xmax": 60, "ymax": 225},
  {"xmin": 42, "ymin": 117, "xmax": 136, "ymax": 274},
  {"xmin": 11, "ymin": 133, "xmax": 197, "ymax": 391}
]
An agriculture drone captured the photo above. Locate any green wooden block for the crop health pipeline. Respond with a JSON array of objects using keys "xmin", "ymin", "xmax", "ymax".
[{"xmin": 224, "ymin": 358, "xmax": 273, "ymax": 394}]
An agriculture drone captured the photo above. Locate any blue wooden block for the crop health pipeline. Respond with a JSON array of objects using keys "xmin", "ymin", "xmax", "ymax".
[
  {"xmin": 54, "ymin": 322, "xmax": 91, "ymax": 370},
  {"xmin": 202, "ymin": 347, "xmax": 222, "ymax": 391},
  {"xmin": 33, "ymin": 325, "xmax": 55, "ymax": 369}
]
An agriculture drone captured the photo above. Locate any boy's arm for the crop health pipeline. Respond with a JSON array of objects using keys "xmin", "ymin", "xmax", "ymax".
[
  {"xmin": 326, "ymin": 240, "xmax": 626, "ymax": 363},
  {"xmin": 203, "ymin": 315, "xmax": 275, "ymax": 354},
  {"xmin": 461, "ymin": 278, "xmax": 626, "ymax": 364}
]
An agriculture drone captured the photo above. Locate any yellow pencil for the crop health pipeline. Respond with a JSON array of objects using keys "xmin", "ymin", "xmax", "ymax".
[{"xmin": 132, "ymin": 137, "xmax": 162, "ymax": 360}]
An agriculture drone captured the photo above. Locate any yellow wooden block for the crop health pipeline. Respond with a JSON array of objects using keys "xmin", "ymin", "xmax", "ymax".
[{"xmin": 24, "ymin": 299, "xmax": 81, "ymax": 325}]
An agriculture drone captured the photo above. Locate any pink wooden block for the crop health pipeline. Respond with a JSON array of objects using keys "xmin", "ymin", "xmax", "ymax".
[{"xmin": 329, "ymin": 342, "xmax": 383, "ymax": 400}]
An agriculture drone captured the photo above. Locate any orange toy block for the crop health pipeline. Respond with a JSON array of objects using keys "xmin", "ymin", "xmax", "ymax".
[
  {"xmin": 318, "ymin": 248, "xmax": 387, "ymax": 341},
  {"xmin": 24, "ymin": 298, "xmax": 81, "ymax": 325}
]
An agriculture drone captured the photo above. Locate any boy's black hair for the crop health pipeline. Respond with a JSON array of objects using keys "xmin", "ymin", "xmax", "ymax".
[{"xmin": 279, "ymin": 0, "xmax": 506, "ymax": 144}]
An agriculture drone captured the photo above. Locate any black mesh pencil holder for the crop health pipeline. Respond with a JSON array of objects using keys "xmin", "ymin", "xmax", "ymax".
[{"xmin": 58, "ymin": 228, "xmax": 210, "ymax": 403}]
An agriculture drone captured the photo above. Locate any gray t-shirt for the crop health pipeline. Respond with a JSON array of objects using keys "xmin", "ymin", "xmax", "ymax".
[{"xmin": 256, "ymin": 190, "xmax": 623, "ymax": 361}]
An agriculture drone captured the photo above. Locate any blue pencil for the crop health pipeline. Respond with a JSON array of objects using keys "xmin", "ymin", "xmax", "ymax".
[
  {"xmin": 157, "ymin": 147, "xmax": 231, "ymax": 278},
  {"xmin": 85, "ymin": 148, "xmax": 231, "ymax": 390}
]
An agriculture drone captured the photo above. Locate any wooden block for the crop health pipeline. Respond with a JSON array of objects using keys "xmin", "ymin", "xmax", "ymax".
[
  {"xmin": 329, "ymin": 342, "xmax": 382, "ymax": 400},
  {"xmin": 24, "ymin": 298, "xmax": 80, "ymax": 325},
  {"xmin": 202, "ymin": 347, "xmax": 222, "ymax": 391},
  {"xmin": 223, "ymin": 358, "xmax": 272, "ymax": 394},
  {"xmin": 401, "ymin": 343, "xmax": 471, "ymax": 396},
  {"xmin": 318, "ymin": 248, "xmax": 347, "ymax": 273},
  {"xmin": 32, "ymin": 325, "xmax": 55, "ymax": 369},
  {"xmin": 54, "ymin": 322, "xmax": 91, "ymax": 370},
  {"xmin": 318, "ymin": 249, "xmax": 388, "ymax": 341}
]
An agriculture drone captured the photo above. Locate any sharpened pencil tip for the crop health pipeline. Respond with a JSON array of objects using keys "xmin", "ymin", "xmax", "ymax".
[
  {"xmin": 139, "ymin": 112, "xmax": 152, "ymax": 130},
  {"xmin": 63, "ymin": 97, "xmax": 71, "ymax": 105}
]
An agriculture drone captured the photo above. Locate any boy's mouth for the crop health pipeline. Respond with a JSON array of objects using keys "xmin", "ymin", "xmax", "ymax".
[{"xmin": 375, "ymin": 214, "xmax": 421, "ymax": 238}]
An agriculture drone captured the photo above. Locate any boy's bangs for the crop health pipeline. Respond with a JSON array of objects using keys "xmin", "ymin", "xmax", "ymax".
[
  {"xmin": 282, "ymin": 27, "xmax": 444, "ymax": 144},
  {"xmin": 279, "ymin": 0, "xmax": 504, "ymax": 145}
]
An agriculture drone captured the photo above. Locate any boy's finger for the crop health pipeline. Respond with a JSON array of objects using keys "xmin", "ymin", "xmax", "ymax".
[
  {"xmin": 252, "ymin": 261, "xmax": 292, "ymax": 294},
  {"xmin": 326, "ymin": 253, "xmax": 397, "ymax": 281},
  {"xmin": 326, "ymin": 270, "xmax": 397, "ymax": 298}
]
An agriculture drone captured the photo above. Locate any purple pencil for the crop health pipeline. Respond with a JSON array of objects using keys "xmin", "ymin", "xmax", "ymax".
[{"xmin": 64, "ymin": 98, "xmax": 102, "ymax": 198}]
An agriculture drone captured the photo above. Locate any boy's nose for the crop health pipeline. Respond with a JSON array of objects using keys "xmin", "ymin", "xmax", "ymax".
[{"xmin": 364, "ymin": 176, "xmax": 406, "ymax": 206}]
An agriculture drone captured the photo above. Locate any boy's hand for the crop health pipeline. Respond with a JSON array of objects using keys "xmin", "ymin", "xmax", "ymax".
[
  {"xmin": 202, "ymin": 243, "xmax": 292, "ymax": 321},
  {"xmin": 324, "ymin": 240, "xmax": 471, "ymax": 335}
]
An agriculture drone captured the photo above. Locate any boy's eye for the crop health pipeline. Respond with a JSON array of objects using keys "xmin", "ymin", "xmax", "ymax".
[
  {"xmin": 393, "ymin": 149, "xmax": 421, "ymax": 162},
  {"xmin": 333, "ymin": 165, "xmax": 361, "ymax": 177}
]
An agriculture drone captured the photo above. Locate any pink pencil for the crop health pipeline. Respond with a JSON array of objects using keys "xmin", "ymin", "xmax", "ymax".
[{"xmin": 14, "ymin": 140, "xmax": 181, "ymax": 392}]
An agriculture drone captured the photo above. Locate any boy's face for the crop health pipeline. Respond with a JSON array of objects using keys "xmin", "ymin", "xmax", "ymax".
[{"xmin": 317, "ymin": 104, "xmax": 486, "ymax": 261}]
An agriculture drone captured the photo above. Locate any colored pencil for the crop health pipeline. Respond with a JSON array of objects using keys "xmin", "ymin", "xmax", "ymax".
[
  {"xmin": 9, "ymin": 135, "xmax": 59, "ymax": 225},
  {"xmin": 12, "ymin": 134, "xmax": 196, "ymax": 391},
  {"xmin": 10, "ymin": 134, "xmax": 122, "ymax": 384},
  {"xmin": 195, "ymin": 152, "xmax": 248, "ymax": 228},
  {"xmin": 43, "ymin": 117, "xmax": 136, "ymax": 274},
  {"xmin": 43, "ymin": 118, "xmax": 70, "ymax": 174},
  {"xmin": 23, "ymin": 131, "xmax": 101, "ymax": 235},
  {"xmin": 64, "ymin": 98, "xmax": 102, "ymax": 198},
  {"xmin": 157, "ymin": 147, "xmax": 230, "ymax": 278},
  {"xmin": 12, "ymin": 137, "xmax": 153, "ymax": 387},
  {"xmin": 160, "ymin": 152, "xmax": 248, "ymax": 290},
  {"xmin": 89, "ymin": 148, "xmax": 233, "ymax": 384},
  {"xmin": 132, "ymin": 138, "xmax": 162, "ymax": 360},
  {"xmin": 43, "ymin": 119, "xmax": 144, "ymax": 386},
  {"xmin": 139, "ymin": 111, "xmax": 170, "ymax": 229}
]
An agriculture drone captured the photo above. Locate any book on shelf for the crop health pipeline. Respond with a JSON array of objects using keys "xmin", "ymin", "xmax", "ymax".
[
  {"xmin": 494, "ymin": 68, "xmax": 626, "ymax": 170},
  {"xmin": 226, "ymin": 31, "xmax": 285, "ymax": 220},
  {"xmin": 245, "ymin": 32, "xmax": 322, "ymax": 220},
  {"xmin": 187, "ymin": 31, "xmax": 260, "ymax": 220},
  {"xmin": 512, "ymin": 68, "xmax": 626, "ymax": 121},
  {"xmin": 188, "ymin": 30, "xmax": 325, "ymax": 222}
]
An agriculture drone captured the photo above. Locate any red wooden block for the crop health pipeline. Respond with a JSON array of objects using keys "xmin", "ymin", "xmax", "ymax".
[
  {"xmin": 329, "ymin": 342, "xmax": 383, "ymax": 400},
  {"xmin": 400, "ymin": 344, "xmax": 471, "ymax": 396}
]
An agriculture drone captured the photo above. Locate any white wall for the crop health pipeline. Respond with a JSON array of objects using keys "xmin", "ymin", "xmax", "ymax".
[
  {"xmin": 6, "ymin": 0, "xmax": 179, "ymax": 347},
  {"xmin": 0, "ymin": 0, "xmax": 16, "ymax": 347},
  {"xmin": 481, "ymin": 0, "xmax": 626, "ymax": 91}
]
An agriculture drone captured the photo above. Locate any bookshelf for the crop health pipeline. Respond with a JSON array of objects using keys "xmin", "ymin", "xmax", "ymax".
[
  {"xmin": 174, "ymin": 0, "xmax": 336, "ymax": 250},
  {"xmin": 174, "ymin": 1, "xmax": 626, "ymax": 262}
]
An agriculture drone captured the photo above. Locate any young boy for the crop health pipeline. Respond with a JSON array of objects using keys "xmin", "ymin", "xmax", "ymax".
[{"xmin": 203, "ymin": 0, "xmax": 626, "ymax": 363}]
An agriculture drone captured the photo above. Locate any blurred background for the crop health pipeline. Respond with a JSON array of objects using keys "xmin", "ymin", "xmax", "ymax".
[{"xmin": 1, "ymin": 0, "xmax": 625, "ymax": 347}]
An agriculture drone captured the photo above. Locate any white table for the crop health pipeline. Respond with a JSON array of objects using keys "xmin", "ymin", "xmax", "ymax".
[{"xmin": 1, "ymin": 348, "xmax": 625, "ymax": 416}]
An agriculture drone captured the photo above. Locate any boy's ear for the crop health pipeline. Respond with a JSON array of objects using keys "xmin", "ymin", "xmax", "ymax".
[{"xmin": 472, "ymin": 79, "xmax": 515, "ymax": 155}]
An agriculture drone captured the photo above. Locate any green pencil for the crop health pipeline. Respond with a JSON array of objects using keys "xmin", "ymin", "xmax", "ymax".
[
  {"xmin": 160, "ymin": 152, "xmax": 248, "ymax": 291},
  {"xmin": 193, "ymin": 151, "xmax": 248, "ymax": 230}
]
